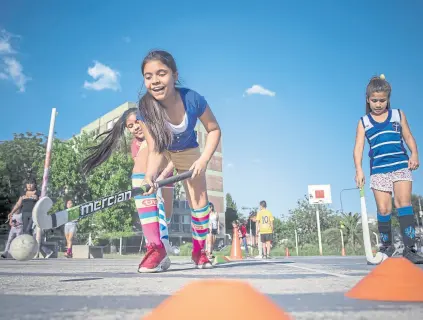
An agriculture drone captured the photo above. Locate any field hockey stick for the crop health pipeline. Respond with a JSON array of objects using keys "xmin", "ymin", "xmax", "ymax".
[
  {"xmin": 359, "ymin": 187, "xmax": 388, "ymax": 265},
  {"xmin": 32, "ymin": 170, "xmax": 193, "ymax": 230}
]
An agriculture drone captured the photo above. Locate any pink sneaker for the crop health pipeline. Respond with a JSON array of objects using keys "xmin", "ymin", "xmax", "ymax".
[
  {"xmin": 64, "ymin": 249, "xmax": 72, "ymax": 258},
  {"xmin": 138, "ymin": 242, "xmax": 171, "ymax": 273},
  {"xmin": 192, "ymin": 249, "xmax": 213, "ymax": 269}
]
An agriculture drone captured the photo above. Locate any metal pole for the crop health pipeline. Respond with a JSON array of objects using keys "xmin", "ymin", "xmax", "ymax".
[
  {"xmin": 295, "ymin": 229, "xmax": 299, "ymax": 256},
  {"xmin": 316, "ymin": 204, "xmax": 323, "ymax": 256},
  {"xmin": 249, "ymin": 218, "xmax": 253, "ymax": 255},
  {"xmin": 36, "ymin": 108, "xmax": 57, "ymax": 257},
  {"xmin": 119, "ymin": 237, "xmax": 123, "ymax": 255}
]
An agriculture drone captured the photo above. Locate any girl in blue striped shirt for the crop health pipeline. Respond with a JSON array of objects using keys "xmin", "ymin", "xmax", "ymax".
[{"xmin": 353, "ymin": 74, "xmax": 422, "ymax": 264}]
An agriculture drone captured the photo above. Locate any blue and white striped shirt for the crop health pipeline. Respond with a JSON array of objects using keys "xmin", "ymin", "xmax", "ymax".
[{"xmin": 361, "ymin": 109, "xmax": 409, "ymax": 175}]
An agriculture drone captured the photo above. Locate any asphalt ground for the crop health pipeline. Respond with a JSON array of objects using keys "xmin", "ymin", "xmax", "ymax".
[{"xmin": 0, "ymin": 255, "xmax": 422, "ymax": 319}]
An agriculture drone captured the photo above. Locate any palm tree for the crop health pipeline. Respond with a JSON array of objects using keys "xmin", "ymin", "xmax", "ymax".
[{"xmin": 323, "ymin": 212, "xmax": 364, "ymax": 252}]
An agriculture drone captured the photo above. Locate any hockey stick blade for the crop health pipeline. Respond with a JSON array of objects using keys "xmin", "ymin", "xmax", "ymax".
[
  {"xmin": 359, "ymin": 187, "xmax": 388, "ymax": 265},
  {"xmin": 33, "ymin": 170, "xmax": 193, "ymax": 230}
]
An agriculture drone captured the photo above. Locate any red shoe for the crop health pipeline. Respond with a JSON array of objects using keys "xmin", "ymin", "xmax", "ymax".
[
  {"xmin": 192, "ymin": 249, "xmax": 213, "ymax": 269},
  {"xmin": 138, "ymin": 242, "xmax": 171, "ymax": 273}
]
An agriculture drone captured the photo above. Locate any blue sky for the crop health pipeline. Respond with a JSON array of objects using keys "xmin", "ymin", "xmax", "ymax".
[{"xmin": 1, "ymin": 1, "xmax": 422, "ymax": 218}]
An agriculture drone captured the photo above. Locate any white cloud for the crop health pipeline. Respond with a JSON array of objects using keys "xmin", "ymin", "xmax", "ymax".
[
  {"xmin": 2, "ymin": 57, "xmax": 30, "ymax": 92},
  {"xmin": 83, "ymin": 61, "xmax": 120, "ymax": 91},
  {"xmin": 0, "ymin": 29, "xmax": 30, "ymax": 93},
  {"xmin": 0, "ymin": 29, "xmax": 15, "ymax": 54},
  {"xmin": 244, "ymin": 84, "xmax": 275, "ymax": 97},
  {"xmin": 123, "ymin": 36, "xmax": 131, "ymax": 43}
]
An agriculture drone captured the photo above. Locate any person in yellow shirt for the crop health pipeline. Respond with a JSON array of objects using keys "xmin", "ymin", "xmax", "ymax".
[{"xmin": 256, "ymin": 200, "xmax": 274, "ymax": 258}]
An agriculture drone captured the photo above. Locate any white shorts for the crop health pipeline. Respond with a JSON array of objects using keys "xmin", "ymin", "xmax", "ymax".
[
  {"xmin": 370, "ymin": 168, "xmax": 413, "ymax": 193},
  {"xmin": 64, "ymin": 222, "xmax": 77, "ymax": 234}
]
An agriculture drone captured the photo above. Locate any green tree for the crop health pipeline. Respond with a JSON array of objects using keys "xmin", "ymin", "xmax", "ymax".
[
  {"xmin": 271, "ymin": 217, "xmax": 286, "ymax": 246},
  {"xmin": 391, "ymin": 193, "xmax": 423, "ymax": 229},
  {"xmin": 322, "ymin": 212, "xmax": 363, "ymax": 252},
  {"xmin": 0, "ymin": 132, "xmax": 46, "ymax": 222},
  {"xmin": 84, "ymin": 143, "xmax": 135, "ymax": 244},
  {"xmin": 287, "ymin": 196, "xmax": 338, "ymax": 248},
  {"xmin": 225, "ymin": 193, "xmax": 239, "ymax": 234}
]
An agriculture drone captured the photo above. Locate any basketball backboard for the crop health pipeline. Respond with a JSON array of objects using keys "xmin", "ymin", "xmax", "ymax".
[{"xmin": 308, "ymin": 185, "xmax": 332, "ymax": 205}]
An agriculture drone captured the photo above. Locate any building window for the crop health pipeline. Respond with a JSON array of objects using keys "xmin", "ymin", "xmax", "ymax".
[
  {"xmin": 170, "ymin": 215, "xmax": 181, "ymax": 233},
  {"xmin": 107, "ymin": 120, "xmax": 113, "ymax": 130},
  {"xmin": 182, "ymin": 215, "xmax": 191, "ymax": 233}
]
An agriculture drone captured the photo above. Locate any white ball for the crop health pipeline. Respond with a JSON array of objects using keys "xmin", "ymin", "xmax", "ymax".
[{"xmin": 10, "ymin": 234, "xmax": 38, "ymax": 261}]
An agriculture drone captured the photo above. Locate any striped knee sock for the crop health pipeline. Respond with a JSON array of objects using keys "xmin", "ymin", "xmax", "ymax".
[
  {"xmin": 132, "ymin": 173, "xmax": 161, "ymax": 246},
  {"xmin": 191, "ymin": 203, "xmax": 211, "ymax": 252},
  {"xmin": 157, "ymin": 189, "xmax": 170, "ymax": 242}
]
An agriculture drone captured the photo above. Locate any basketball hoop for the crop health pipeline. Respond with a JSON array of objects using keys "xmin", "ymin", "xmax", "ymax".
[
  {"xmin": 307, "ymin": 184, "xmax": 332, "ymax": 256},
  {"xmin": 308, "ymin": 185, "xmax": 332, "ymax": 205}
]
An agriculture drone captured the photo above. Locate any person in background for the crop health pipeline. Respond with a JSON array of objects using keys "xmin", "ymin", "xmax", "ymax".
[
  {"xmin": 256, "ymin": 200, "xmax": 274, "ymax": 259},
  {"xmin": 1, "ymin": 210, "xmax": 23, "ymax": 258},
  {"xmin": 6, "ymin": 179, "xmax": 54, "ymax": 258},
  {"xmin": 240, "ymin": 220, "xmax": 249, "ymax": 256},
  {"xmin": 64, "ymin": 199, "xmax": 77, "ymax": 258},
  {"xmin": 206, "ymin": 202, "xmax": 220, "ymax": 258}
]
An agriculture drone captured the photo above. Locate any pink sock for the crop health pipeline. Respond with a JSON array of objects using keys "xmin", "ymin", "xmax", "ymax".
[
  {"xmin": 191, "ymin": 204, "xmax": 211, "ymax": 252},
  {"xmin": 136, "ymin": 194, "xmax": 161, "ymax": 246}
]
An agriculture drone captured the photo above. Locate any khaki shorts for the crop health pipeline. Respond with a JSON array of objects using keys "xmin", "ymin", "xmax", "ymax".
[{"xmin": 164, "ymin": 147, "xmax": 201, "ymax": 172}]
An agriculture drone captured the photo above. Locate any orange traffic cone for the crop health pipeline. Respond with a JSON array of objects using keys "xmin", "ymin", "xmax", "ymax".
[
  {"xmin": 346, "ymin": 257, "xmax": 423, "ymax": 302},
  {"xmin": 226, "ymin": 225, "xmax": 243, "ymax": 261},
  {"xmin": 285, "ymin": 247, "xmax": 290, "ymax": 257},
  {"xmin": 144, "ymin": 280, "xmax": 291, "ymax": 319}
]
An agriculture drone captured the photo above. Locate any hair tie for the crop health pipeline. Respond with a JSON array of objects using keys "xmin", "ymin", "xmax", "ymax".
[{"xmin": 380, "ymin": 74, "xmax": 386, "ymax": 80}]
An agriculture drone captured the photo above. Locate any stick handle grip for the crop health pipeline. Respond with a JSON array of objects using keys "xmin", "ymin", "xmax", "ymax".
[{"xmin": 140, "ymin": 170, "xmax": 193, "ymax": 194}]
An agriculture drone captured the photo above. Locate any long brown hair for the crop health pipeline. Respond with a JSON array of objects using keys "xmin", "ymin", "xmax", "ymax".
[
  {"xmin": 81, "ymin": 108, "xmax": 137, "ymax": 174},
  {"xmin": 138, "ymin": 50, "xmax": 180, "ymax": 153},
  {"xmin": 365, "ymin": 75, "xmax": 391, "ymax": 114}
]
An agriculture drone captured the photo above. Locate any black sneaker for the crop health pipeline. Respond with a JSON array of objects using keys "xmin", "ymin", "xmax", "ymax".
[
  {"xmin": 403, "ymin": 246, "xmax": 423, "ymax": 264},
  {"xmin": 379, "ymin": 245, "xmax": 396, "ymax": 257},
  {"xmin": 1, "ymin": 253, "xmax": 6, "ymax": 259}
]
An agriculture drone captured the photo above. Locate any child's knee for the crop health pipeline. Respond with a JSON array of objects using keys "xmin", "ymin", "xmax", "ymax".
[
  {"xmin": 394, "ymin": 196, "xmax": 411, "ymax": 209},
  {"xmin": 378, "ymin": 207, "xmax": 391, "ymax": 215},
  {"xmin": 395, "ymin": 199, "xmax": 411, "ymax": 208}
]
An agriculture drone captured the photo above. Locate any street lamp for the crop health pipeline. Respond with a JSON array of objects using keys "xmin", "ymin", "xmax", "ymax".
[{"xmin": 340, "ymin": 187, "xmax": 358, "ymax": 213}]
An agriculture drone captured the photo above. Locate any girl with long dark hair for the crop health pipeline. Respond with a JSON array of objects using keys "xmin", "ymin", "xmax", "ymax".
[
  {"xmin": 134, "ymin": 49, "xmax": 222, "ymax": 272},
  {"xmin": 81, "ymin": 107, "xmax": 175, "ymax": 255}
]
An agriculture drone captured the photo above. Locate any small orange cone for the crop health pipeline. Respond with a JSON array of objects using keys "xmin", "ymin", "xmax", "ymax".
[
  {"xmin": 285, "ymin": 247, "xmax": 290, "ymax": 257},
  {"xmin": 226, "ymin": 225, "xmax": 243, "ymax": 261},
  {"xmin": 143, "ymin": 280, "xmax": 291, "ymax": 319},
  {"xmin": 346, "ymin": 257, "xmax": 423, "ymax": 302}
]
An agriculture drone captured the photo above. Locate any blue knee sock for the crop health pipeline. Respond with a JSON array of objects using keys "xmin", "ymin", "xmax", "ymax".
[
  {"xmin": 377, "ymin": 213, "xmax": 392, "ymax": 246},
  {"xmin": 398, "ymin": 206, "xmax": 416, "ymax": 248}
]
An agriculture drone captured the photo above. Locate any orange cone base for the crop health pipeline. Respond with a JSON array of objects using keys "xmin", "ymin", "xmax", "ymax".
[
  {"xmin": 225, "ymin": 255, "xmax": 243, "ymax": 261},
  {"xmin": 144, "ymin": 279, "xmax": 291, "ymax": 319},
  {"xmin": 345, "ymin": 257, "xmax": 423, "ymax": 302}
]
